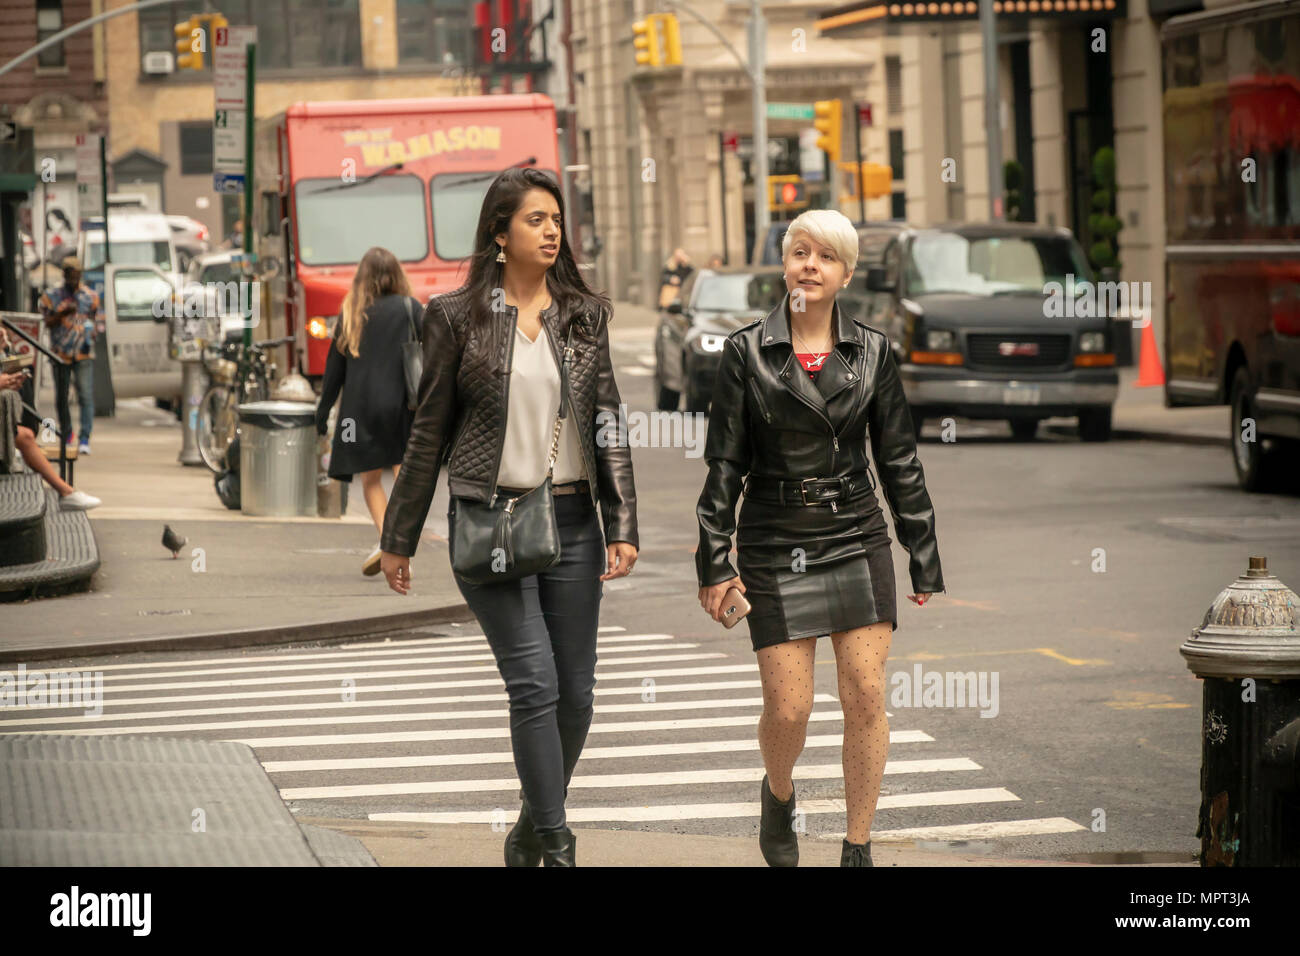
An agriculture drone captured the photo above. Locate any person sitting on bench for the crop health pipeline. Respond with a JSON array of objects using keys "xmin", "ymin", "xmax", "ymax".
[{"xmin": 0, "ymin": 344, "xmax": 100, "ymax": 512}]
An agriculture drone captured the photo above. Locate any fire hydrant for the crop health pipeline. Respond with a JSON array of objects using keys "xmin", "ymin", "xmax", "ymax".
[{"xmin": 1179, "ymin": 556, "xmax": 1300, "ymax": 866}]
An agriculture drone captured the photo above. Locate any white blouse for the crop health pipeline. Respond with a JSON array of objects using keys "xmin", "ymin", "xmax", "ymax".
[{"xmin": 495, "ymin": 319, "xmax": 587, "ymax": 489}]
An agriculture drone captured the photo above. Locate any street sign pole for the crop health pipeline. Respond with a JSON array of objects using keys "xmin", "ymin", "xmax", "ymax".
[
  {"xmin": 98, "ymin": 134, "xmax": 109, "ymax": 263},
  {"xmin": 242, "ymin": 41, "xmax": 255, "ymax": 348},
  {"xmin": 981, "ymin": 0, "xmax": 1004, "ymax": 220},
  {"xmin": 748, "ymin": 0, "xmax": 768, "ymax": 265},
  {"xmin": 853, "ymin": 103, "xmax": 865, "ymax": 224}
]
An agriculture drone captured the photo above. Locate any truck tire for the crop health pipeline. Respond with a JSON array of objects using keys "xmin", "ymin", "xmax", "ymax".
[
  {"xmin": 1078, "ymin": 406, "xmax": 1113, "ymax": 442},
  {"xmin": 1008, "ymin": 418, "xmax": 1039, "ymax": 441},
  {"xmin": 1230, "ymin": 366, "xmax": 1284, "ymax": 492}
]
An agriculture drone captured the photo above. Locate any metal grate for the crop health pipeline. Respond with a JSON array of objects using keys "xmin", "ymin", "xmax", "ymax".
[{"xmin": 966, "ymin": 333, "xmax": 1071, "ymax": 370}]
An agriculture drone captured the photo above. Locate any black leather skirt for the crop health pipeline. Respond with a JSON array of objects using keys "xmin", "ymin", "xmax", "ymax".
[{"xmin": 735, "ymin": 488, "xmax": 897, "ymax": 653}]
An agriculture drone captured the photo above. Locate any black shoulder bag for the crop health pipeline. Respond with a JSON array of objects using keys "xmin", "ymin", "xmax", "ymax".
[
  {"xmin": 449, "ymin": 322, "xmax": 575, "ymax": 584},
  {"xmin": 401, "ymin": 296, "xmax": 423, "ymax": 411}
]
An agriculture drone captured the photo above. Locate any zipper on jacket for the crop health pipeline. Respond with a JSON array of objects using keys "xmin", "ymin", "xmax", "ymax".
[
  {"xmin": 487, "ymin": 307, "xmax": 518, "ymax": 508},
  {"xmin": 750, "ymin": 381, "xmax": 772, "ymax": 424}
]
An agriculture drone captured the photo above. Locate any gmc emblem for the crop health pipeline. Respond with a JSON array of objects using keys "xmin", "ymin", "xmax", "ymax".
[{"xmin": 998, "ymin": 341, "xmax": 1039, "ymax": 356}]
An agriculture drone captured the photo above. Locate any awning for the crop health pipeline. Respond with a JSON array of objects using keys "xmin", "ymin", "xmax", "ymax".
[
  {"xmin": 0, "ymin": 173, "xmax": 39, "ymax": 194},
  {"xmin": 817, "ymin": 0, "xmax": 1127, "ymax": 32},
  {"xmin": 1229, "ymin": 73, "xmax": 1300, "ymax": 156}
]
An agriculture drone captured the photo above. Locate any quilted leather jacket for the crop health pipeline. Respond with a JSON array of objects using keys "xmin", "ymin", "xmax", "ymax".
[
  {"xmin": 695, "ymin": 293, "xmax": 945, "ymax": 595},
  {"xmin": 380, "ymin": 285, "xmax": 638, "ymax": 557}
]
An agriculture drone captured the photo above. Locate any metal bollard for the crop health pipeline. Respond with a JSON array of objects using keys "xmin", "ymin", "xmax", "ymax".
[
  {"xmin": 1179, "ymin": 556, "xmax": 1300, "ymax": 866},
  {"xmin": 177, "ymin": 358, "xmax": 210, "ymax": 466}
]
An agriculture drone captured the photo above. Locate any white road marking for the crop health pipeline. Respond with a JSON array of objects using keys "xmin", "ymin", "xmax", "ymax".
[
  {"xmin": 261, "ymin": 731, "xmax": 933, "ymax": 772},
  {"xmin": 281, "ymin": 758, "xmax": 981, "ymax": 800},
  {"xmin": 232, "ymin": 710, "xmax": 852, "ymax": 749},
  {"xmin": 369, "ymin": 788, "xmax": 1019, "ymax": 824},
  {"xmin": 24, "ymin": 632, "xmax": 665, "ymax": 676},
  {"xmin": 5, "ymin": 695, "xmax": 838, "ymax": 736},
  {"xmin": 0, "ymin": 670, "xmax": 759, "ymax": 713},
  {"xmin": 817, "ymin": 818, "xmax": 1089, "ymax": 843}
]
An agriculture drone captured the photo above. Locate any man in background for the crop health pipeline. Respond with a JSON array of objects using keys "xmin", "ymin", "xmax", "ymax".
[
  {"xmin": 659, "ymin": 247, "xmax": 694, "ymax": 309},
  {"xmin": 38, "ymin": 257, "xmax": 98, "ymax": 456}
]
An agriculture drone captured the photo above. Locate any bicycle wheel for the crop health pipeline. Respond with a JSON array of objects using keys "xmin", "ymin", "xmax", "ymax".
[{"xmin": 197, "ymin": 385, "xmax": 238, "ymax": 473}]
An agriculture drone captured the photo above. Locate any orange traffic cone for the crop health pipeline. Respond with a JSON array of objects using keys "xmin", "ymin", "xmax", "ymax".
[{"xmin": 1133, "ymin": 318, "xmax": 1164, "ymax": 387}]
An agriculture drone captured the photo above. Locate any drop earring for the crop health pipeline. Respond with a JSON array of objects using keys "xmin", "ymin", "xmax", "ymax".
[{"xmin": 496, "ymin": 245, "xmax": 507, "ymax": 264}]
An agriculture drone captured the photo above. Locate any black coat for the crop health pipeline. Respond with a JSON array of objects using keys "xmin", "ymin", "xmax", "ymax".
[
  {"xmin": 378, "ymin": 285, "xmax": 638, "ymax": 558},
  {"xmin": 695, "ymin": 293, "xmax": 945, "ymax": 595},
  {"xmin": 315, "ymin": 293, "xmax": 421, "ymax": 482}
]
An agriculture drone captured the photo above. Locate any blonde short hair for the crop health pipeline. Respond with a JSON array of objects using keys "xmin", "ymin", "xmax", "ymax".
[{"xmin": 781, "ymin": 209, "xmax": 859, "ymax": 273}]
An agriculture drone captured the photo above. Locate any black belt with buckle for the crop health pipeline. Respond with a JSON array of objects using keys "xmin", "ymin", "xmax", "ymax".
[
  {"xmin": 498, "ymin": 479, "xmax": 591, "ymax": 497},
  {"xmin": 743, "ymin": 471, "xmax": 875, "ymax": 510}
]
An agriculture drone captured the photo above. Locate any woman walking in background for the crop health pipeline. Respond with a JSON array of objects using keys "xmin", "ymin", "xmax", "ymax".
[
  {"xmin": 379, "ymin": 167, "xmax": 638, "ymax": 866},
  {"xmin": 315, "ymin": 246, "xmax": 422, "ymax": 576},
  {"xmin": 695, "ymin": 208, "xmax": 944, "ymax": 867}
]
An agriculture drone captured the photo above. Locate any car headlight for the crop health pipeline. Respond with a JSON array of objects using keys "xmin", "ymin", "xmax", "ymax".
[
  {"xmin": 697, "ymin": 334, "xmax": 727, "ymax": 353},
  {"xmin": 307, "ymin": 316, "xmax": 332, "ymax": 339},
  {"xmin": 1078, "ymin": 331, "xmax": 1105, "ymax": 352},
  {"xmin": 925, "ymin": 329, "xmax": 955, "ymax": 351}
]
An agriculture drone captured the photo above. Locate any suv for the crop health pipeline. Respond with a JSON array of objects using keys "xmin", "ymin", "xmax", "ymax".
[{"xmin": 858, "ymin": 222, "xmax": 1119, "ymax": 441}]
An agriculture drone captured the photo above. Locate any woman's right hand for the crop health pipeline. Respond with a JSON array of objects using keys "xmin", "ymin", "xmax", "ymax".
[
  {"xmin": 699, "ymin": 576, "xmax": 745, "ymax": 623},
  {"xmin": 381, "ymin": 552, "xmax": 411, "ymax": 595}
]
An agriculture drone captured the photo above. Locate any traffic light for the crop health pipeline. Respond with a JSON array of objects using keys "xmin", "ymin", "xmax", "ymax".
[
  {"xmin": 173, "ymin": 13, "xmax": 229, "ymax": 71},
  {"xmin": 660, "ymin": 14, "xmax": 682, "ymax": 66},
  {"xmin": 813, "ymin": 99, "xmax": 842, "ymax": 159},
  {"xmin": 175, "ymin": 17, "xmax": 204, "ymax": 71},
  {"xmin": 633, "ymin": 17, "xmax": 661, "ymax": 67},
  {"xmin": 861, "ymin": 162, "xmax": 893, "ymax": 199},
  {"xmin": 769, "ymin": 175, "xmax": 807, "ymax": 209}
]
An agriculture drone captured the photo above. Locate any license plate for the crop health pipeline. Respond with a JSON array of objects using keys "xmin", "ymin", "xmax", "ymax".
[{"xmin": 1002, "ymin": 384, "xmax": 1041, "ymax": 405}]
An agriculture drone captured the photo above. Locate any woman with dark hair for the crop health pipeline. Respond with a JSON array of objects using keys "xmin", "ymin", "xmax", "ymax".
[
  {"xmin": 379, "ymin": 167, "xmax": 638, "ymax": 867},
  {"xmin": 315, "ymin": 246, "xmax": 422, "ymax": 575}
]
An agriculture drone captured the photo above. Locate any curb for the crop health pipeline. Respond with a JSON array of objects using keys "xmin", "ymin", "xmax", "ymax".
[
  {"xmin": 1, "ymin": 601, "xmax": 476, "ymax": 665},
  {"xmin": 1045, "ymin": 423, "xmax": 1229, "ymax": 447}
]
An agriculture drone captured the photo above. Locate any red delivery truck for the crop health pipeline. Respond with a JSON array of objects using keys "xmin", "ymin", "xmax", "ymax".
[{"xmin": 252, "ymin": 94, "xmax": 562, "ymax": 378}]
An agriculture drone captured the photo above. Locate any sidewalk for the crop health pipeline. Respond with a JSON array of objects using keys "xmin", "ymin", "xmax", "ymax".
[{"xmin": 1, "ymin": 396, "xmax": 470, "ymax": 663}]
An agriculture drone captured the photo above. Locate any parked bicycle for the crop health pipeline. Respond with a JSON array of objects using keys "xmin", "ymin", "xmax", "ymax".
[{"xmin": 196, "ymin": 335, "xmax": 294, "ymax": 473}]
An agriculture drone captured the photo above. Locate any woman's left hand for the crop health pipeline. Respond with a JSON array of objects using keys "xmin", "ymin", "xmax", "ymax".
[
  {"xmin": 601, "ymin": 542, "xmax": 638, "ymax": 581},
  {"xmin": 907, "ymin": 593, "xmax": 936, "ymax": 606}
]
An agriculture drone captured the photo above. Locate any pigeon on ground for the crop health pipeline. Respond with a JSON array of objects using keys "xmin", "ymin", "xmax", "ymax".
[{"xmin": 162, "ymin": 524, "xmax": 186, "ymax": 559}]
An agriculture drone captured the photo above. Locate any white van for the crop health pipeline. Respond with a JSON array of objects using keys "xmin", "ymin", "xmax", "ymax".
[{"xmin": 78, "ymin": 211, "xmax": 184, "ymax": 403}]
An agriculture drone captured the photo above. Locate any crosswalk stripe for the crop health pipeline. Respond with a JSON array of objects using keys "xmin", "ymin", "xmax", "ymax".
[
  {"xmin": 18, "ymin": 629, "xmax": 650, "ymax": 677},
  {"xmin": 817, "ymin": 818, "xmax": 1089, "ymax": 842},
  {"xmin": 260, "ymin": 731, "xmax": 934, "ymax": 772},
  {"xmin": 18, "ymin": 641, "xmax": 687, "ymax": 686},
  {"xmin": 4, "ymin": 653, "xmax": 729, "ymax": 696},
  {"xmin": 0, "ymin": 672, "xmax": 761, "ymax": 713},
  {"xmin": 0, "ymin": 679, "xmax": 778, "ymax": 723},
  {"xmin": 2, "ymin": 694, "xmax": 839, "ymax": 736},
  {"xmin": 279, "ymin": 758, "xmax": 981, "ymax": 800},
  {"xmin": 235, "ymin": 710, "xmax": 852, "ymax": 749},
  {"xmin": 368, "ymin": 788, "xmax": 1019, "ymax": 824}
]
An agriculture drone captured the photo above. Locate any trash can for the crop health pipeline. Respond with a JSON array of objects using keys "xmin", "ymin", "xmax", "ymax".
[{"xmin": 237, "ymin": 401, "xmax": 317, "ymax": 517}]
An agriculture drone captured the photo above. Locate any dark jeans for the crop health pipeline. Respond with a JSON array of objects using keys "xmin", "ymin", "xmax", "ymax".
[
  {"xmin": 449, "ymin": 492, "xmax": 605, "ymax": 833},
  {"xmin": 52, "ymin": 357, "xmax": 94, "ymax": 444}
]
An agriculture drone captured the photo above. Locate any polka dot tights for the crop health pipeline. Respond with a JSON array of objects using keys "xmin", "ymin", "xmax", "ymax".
[{"xmin": 757, "ymin": 623, "xmax": 892, "ymax": 845}]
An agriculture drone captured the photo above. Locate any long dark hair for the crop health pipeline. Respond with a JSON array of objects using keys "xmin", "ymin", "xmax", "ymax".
[{"xmin": 462, "ymin": 167, "xmax": 610, "ymax": 366}]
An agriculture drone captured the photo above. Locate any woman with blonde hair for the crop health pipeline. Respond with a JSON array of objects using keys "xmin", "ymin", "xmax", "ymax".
[
  {"xmin": 315, "ymin": 246, "xmax": 423, "ymax": 575},
  {"xmin": 695, "ymin": 208, "xmax": 945, "ymax": 867}
]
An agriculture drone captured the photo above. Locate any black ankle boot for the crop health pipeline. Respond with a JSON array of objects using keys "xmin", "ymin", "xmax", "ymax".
[
  {"xmin": 504, "ymin": 799, "xmax": 542, "ymax": 867},
  {"xmin": 841, "ymin": 838, "xmax": 873, "ymax": 867},
  {"xmin": 538, "ymin": 827, "xmax": 576, "ymax": 867},
  {"xmin": 759, "ymin": 774, "xmax": 799, "ymax": 867}
]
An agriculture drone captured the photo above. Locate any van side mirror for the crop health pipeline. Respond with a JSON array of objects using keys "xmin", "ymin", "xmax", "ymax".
[{"xmin": 866, "ymin": 268, "xmax": 895, "ymax": 293}]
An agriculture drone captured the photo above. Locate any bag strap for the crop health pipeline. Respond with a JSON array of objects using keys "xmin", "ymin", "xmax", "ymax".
[
  {"xmin": 404, "ymin": 296, "xmax": 419, "ymax": 341},
  {"xmin": 544, "ymin": 317, "xmax": 577, "ymax": 478}
]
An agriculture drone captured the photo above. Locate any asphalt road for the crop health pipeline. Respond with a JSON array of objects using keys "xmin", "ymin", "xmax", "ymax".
[{"xmin": 7, "ymin": 326, "xmax": 1298, "ymax": 863}]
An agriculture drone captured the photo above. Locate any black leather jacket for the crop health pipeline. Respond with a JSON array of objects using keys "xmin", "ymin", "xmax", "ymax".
[
  {"xmin": 695, "ymin": 293, "xmax": 945, "ymax": 595},
  {"xmin": 380, "ymin": 285, "xmax": 638, "ymax": 557}
]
